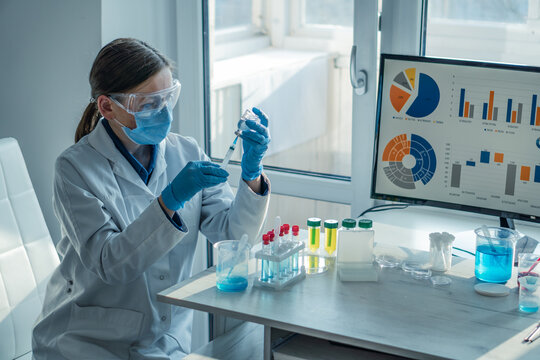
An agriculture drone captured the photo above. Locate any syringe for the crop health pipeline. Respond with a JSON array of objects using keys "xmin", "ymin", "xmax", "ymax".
[
  {"xmin": 221, "ymin": 133, "xmax": 240, "ymax": 169},
  {"xmin": 220, "ymin": 109, "xmax": 257, "ymax": 169}
]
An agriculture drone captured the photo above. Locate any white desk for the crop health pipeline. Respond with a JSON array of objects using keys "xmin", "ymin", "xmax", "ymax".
[{"xmin": 158, "ymin": 240, "xmax": 540, "ymax": 359}]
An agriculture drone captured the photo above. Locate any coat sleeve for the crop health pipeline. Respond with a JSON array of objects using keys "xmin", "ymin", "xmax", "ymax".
[
  {"xmin": 197, "ymin": 157, "xmax": 271, "ymax": 244},
  {"xmin": 53, "ymin": 157, "xmax": 187, "ymax": 285}
]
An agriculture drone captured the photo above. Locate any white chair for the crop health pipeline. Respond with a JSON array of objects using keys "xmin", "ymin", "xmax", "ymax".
[{"xmin": 0, "ymin": 138, "xmax": 59, "ymax": 360}]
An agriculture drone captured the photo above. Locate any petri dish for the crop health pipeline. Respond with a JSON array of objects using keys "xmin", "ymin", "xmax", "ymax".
[
  {"xmin": 411, "ymin": 268, "xmax": 432, "ymax": 279},
  {"xmin": 375, "ymin": 254, "xmax": 401, "ymax": 268},
  {"xmin": 402, "ymin": 260, "xmax": 432, "ymax": 279},
  {"xmin": 431, "ymin": 275, "xmax": 452, "ymax": 286},
  {"xmin": 303, "ymin": 255, "xmax": 328, "ymax": 276}
]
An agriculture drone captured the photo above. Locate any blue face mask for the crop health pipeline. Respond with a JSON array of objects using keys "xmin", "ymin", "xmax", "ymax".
[{"xmin": 115, "ymin": 105, "xmax": 173, "ymax": 145}]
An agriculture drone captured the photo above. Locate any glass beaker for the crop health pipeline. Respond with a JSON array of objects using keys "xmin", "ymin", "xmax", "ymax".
[
  {"xmin": 518, "ymin": 253, "xmax": 540, "ymax": 286},
  {"xmin": 474, "ymin": 226, "xmax": 518, "ymax": 283},
  {"xmin": 519, "ymin": 275, "xmax": 540, "ymax": 313},
  {"xmin": 429, "ymin": 233, "xmax": 455, "ymax": 272},
  {"xmin": 214, "ymin": 240, "xmax": 250, "ymax": 292}
]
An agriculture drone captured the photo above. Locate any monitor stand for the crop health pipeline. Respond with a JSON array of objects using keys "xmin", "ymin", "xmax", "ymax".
[{"xmin": 499, "ymin": 217, "xmax": 515, "ymax": 230}]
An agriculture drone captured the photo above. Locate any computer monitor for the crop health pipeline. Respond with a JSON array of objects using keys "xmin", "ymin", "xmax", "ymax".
[{"xmin": 371, "ymin": 54, "xmax": 540, "ymax": 224}]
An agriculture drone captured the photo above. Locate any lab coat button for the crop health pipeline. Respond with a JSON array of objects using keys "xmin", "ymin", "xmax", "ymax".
[
  {"xmin": 68, "ymin": 280, "xmax": 73, "ymax": 285},
  {"xmin": 161, "ymin": 316, "xmax": 167, "ymax": 321},
  {"xmin": 67, "ymin": 288, "xmax": 72, "ymax": 293},
  {"xmin": 159, "ymin": 275, "xmax": 165, "ymax": 280}
]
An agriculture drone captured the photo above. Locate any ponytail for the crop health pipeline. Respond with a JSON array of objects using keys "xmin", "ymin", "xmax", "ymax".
[
  {"xmin": 76, "ymin": 38, "xmax": 172, "ymax": 143},
  {"xmin": 75, "ymin": 101, "xmax": 100, "ymax": 143}
]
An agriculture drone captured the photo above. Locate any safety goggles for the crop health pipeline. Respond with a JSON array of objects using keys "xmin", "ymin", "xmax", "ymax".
[{"xmin": 108, "ymin": 79, "xmax": 181, "ymax": 115}]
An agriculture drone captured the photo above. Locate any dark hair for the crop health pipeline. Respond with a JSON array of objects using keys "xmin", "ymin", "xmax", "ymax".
[{"xmin": 75, "ymin": 38, "xmax": 172, "ymax": 142}]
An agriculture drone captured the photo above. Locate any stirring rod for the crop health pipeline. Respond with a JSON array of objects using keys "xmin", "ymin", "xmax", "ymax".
[
  {"xmin": 226, "ymin": 234, "xmax": 249, "ymax": 278},
  {"xmin": 481, "ymin": 224, "xmax": 497, "ymax": 253}
]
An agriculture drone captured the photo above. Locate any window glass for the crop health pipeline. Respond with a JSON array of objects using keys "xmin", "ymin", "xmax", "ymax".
[
  {"xmin": 428, "ymin": 0, "xmax": 528, "ymax": 23},
  {"xmin": 215, "ymin": 0, "xmax": 252, "ymax": 30},
  {"xmin": 261, "ymin": 192, "xmax": 351, "ymax": 234},
  {"xmin": 426, "ymin": 0, "xmax": 540, "ymax": 65},
  {"xmin": 305, "ymin": 0, "xmax": 354, "ymax": 27},
  {"xmin": 209, "ymin": 0, "xmax": 354, "ymax": 177}
]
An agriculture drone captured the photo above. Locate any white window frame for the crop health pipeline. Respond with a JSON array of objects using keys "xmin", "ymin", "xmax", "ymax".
[
  {"xmin": 212, "ymin": 0, "xmax": 269, "ymax": 61},
  {"xmin": 290, "ymin": 0, "xmax": 353, "ymax": 35},
  {"xmin": 285, "ymin": 0, "xmax": 353, "ymax": 52},
  {"xmin": 200, "ymin": 0, "xmax": 425, "ymax": 209}
]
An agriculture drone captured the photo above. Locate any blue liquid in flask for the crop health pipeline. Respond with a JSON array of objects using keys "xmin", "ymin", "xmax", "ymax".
[{"xmin": 475, "ymin": 244, "xmax": 513, "ymax": 283}]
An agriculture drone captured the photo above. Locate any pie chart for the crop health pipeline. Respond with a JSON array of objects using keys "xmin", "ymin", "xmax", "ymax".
[
  {"xmin": 390, "ymin": 68, "xmax": 440, "ymax": 118},
  {"xmin": 381, "ymin": 133, "xmax": 436, "ymax": 189}
]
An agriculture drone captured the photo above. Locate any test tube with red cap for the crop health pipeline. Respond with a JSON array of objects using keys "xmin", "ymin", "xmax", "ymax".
[
  {"xmin": 292, "ymin": 225, "xmax": 300, "ymax": 271},
  {"xmin": 283, "ymin": 224, "xmax": 290, "ymax": 242},
  {"xmin": 279, "ymin": 227, "xmax": 288, "ymax": 278},
  {"xmin": 261, "ymin": 234, "xmax": 271, "ymax": 281}
]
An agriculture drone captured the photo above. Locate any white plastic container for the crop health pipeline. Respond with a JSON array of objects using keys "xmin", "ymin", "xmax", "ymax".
[
  {"xmin": 337, "ymin": 219, "xmax": 374, "ymax": 264},
  {"xmin": 337, "ymin": 218, "xmax": 377, "ymax": 282}
]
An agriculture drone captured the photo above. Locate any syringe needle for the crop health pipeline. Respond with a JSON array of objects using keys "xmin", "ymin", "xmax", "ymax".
[{"xmin": 221, "ymin": 135, "xmax": 239, "ymax": 169}]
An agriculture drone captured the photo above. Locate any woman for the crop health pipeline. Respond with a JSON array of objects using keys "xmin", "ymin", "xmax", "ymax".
[{"xmin": 32, "ymin": 38, "xmax": 270, "ymax": 359}]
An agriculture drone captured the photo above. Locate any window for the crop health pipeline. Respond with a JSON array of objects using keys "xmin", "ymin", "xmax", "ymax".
[
  {"xmin": 426, "ymin": 0, "xmax": 540, "ymax": 65},
  {"xmin": 204, "ymin": 0, "xmax": 380, "ymax": 219},
  {"xmin": 304, "ymin": 0, "xmax": 354, "ymax": 27},
  {"xmin": 208, "ymin": 0, "xmax": 354, "ymax": 178},
  {"xmin": 214, "ymin": 0, "xmax": 253, "ymax": 30}
]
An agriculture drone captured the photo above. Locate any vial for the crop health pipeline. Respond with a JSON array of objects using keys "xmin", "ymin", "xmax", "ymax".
[
  {"xmin": 261, "ymin": 234, "xmax": 271, "ymax": 281},
  {"xmin": 324, "ymin": 219, "xmax": 338, "ymax": 256},
  {"xmin": 307, "ymin": 217, "xmax": 321, "ymax": 253},
  {"xmin": 356, "ymin": 219, "xmax": 375, "ymax": 264},
  {"xmin": 237, "ymin": 109, "xmax": 260, "ymax": 132},
  {"xmin": 336, "ymin": 218, "xmax": 357, "ymax": 266},
  {"xmin": 292, "ymin": 225, "xmax": 300, "ymax": 271}
]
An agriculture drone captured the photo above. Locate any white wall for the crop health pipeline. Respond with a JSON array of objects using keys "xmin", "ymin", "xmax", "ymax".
[
  {"xmin": 101, "ymin": 0, "xmax": 178, "ymax": 81},
  {"xmin": 0, "ymin": 0, "xmax": 102, "ymax": 244},
  {"xmin": 1, "ymin": 0, "xmax": 209, "ymax": 351}
]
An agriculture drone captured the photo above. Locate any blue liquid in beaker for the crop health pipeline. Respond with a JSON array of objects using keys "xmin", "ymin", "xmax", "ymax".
[
  {"xmin": 475, "ymin": 244, "xmax": 513, "ymax": 283},
  {"xmin": 216, "ymin": 276, "xmax": 248, "ymax": 292},
  {"xmin": 519, "ymin": 301, "xmax": 539, "ymax": 313}
]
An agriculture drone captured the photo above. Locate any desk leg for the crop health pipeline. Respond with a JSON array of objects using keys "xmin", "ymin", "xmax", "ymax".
[{"xmin": 264, "ymin": 325, "xmax": 272, "ymax": 360}]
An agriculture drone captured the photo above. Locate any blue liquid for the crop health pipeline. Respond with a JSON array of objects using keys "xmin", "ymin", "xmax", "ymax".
[
  {"xmin": 216, "ymin": 276, "xmax": 248, "ymax": 292},
  {"xmin": 519, "ymin": 301, "xmax": 539, "ymax": 313},
  {"xmin": 475, "ymin": 244, "xmax": 513, "ymax": 283}
]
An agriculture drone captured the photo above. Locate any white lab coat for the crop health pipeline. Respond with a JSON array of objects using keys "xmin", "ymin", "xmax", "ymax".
[{"xmin": 32, "ymin": 122, "xmax": 270, "ymax": 359}]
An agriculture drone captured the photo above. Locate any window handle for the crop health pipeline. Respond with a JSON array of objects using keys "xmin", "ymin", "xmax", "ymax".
[{"xmin": 350, "ymin": 45, "xmax": 367, "ymax": 95}]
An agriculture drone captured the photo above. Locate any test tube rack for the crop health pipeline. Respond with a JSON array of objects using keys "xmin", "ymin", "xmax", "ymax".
[{"xmin": 255, "ymin": 241, "xmax": 306, "ymax": 290}]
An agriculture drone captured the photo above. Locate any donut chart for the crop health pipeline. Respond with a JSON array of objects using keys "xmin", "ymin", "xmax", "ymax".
[
  {"xmin": 382, "ymin": 134, "xmax": 436, "ymax": 189},
  {"xmin": 390, "ymin": 68, "xmax": 440, "ymax": 118}
]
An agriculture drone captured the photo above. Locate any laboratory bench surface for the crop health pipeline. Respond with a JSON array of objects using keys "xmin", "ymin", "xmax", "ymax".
[{"xmin": 158, "ymin": 241, "xmax": 540, "ymax": 360}]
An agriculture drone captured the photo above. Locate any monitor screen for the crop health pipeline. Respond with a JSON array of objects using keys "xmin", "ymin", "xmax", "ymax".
[{"xmin": 372, "ymin": 54, "xmax": 540, "ymax": 223}]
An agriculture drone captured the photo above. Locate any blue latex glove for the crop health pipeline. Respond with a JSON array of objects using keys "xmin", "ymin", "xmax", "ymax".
[
  {"xmin": 240, "ymin": 107, "xmax": 271, "ymax": 181},
  {"xmin": 161, "ymin": 161, "xmax": 229, "ymax": 211}
]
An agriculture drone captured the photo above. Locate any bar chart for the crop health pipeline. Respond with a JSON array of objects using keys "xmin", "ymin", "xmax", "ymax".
[
  {"xmin": 377, "ymin": 56, "xmax": 540, "ymax": 220},
  {"xmin": 458, "ymin": 88, "xmax": 540, "ymax": 126},
  {"xmin": 450, "ymin": 148, "xmax": 540, "ymax": 196}
]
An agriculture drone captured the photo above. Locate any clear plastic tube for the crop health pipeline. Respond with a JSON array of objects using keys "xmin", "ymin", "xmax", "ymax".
[{"xmin": 220, "ymin": 135, "xmax": 238, "ymax": 169}]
